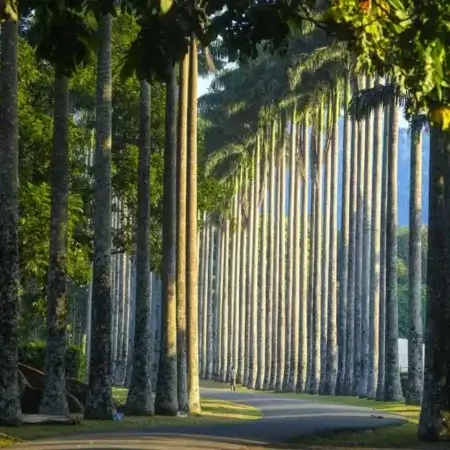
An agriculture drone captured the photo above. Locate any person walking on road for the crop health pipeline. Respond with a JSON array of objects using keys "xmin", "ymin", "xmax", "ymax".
[{"xmin": 229, "ymin": 365, "xmax": 236, "ymax": 391}]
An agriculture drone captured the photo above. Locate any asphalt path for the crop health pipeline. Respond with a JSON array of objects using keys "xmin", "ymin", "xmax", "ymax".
[{"xmin": 11, "ymin": 387, "xmax": 406, "ymax": 449}]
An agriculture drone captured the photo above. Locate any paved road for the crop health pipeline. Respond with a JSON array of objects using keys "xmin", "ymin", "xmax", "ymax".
[{"xmin": 12, "ymin": 388, "xmax": 406, "ymax": 449}]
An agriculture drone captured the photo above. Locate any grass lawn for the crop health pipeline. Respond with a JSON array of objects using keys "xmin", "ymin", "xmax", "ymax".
[
  {"xmin": 200, "ymin": 379, "xmax": 449, "ymax": 449},
  {"xmin": 0, "ymin": 387, "xmax": 262, "ymax": 448}
]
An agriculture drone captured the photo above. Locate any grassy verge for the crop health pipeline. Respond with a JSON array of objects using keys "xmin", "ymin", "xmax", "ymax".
[
  {"xmin": 0, "ymin": 387, "xmax": 261, "ymax": 447},
  {"xmin": 200, "ymin": 379, "xmax": 450, "ymax": 449}
]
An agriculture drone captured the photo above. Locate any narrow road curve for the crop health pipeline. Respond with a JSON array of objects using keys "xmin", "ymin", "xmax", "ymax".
[{"xmin": 12, "ymin": 388, "xmax": 406, "ymax": 449}]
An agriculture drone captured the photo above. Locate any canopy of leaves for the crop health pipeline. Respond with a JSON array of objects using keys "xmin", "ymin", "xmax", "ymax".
[{"xmin": 325, "ymin": 0, "xmax": 450, "ymax": 126}]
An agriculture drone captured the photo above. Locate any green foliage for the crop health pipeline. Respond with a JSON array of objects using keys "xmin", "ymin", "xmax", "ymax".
[
  {"xmin": 19, "ymin": 341, "xmax": 83, "ymax": 379},
  {"xmin": 326, "ymin": 0, "xmax": 450, "ymax": 121}
]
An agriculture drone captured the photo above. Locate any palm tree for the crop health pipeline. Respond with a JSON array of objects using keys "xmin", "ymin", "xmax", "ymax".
[
  {"xmin": 418, "ymin": 127, "xmax": 446, "ymax": 440},
  {"xmin": 284, "ymin": 108, "xmax": 297, "ymax": 390},
  {"xmin": 249, "ymin": 137, "xmax": 260, "ymax": 389},
  {"xmin": 367, "ymin": 86, "xmax": 383, "ymax": 400},
  {"xmin": 320, "ymin": 103, "xmax": 331, "ymax": 394},
  {"xmin": 383, "ymin": 99, "xmax": 403, "ymax": 402},
  {"xmin": 276, "ymin": 134, "xmax": 287, "ymax": 392},
  {"xmin": 376, "ymin": 105, "xmax": 389, "ymax": 401},
  {"xmin": 344, "ymin": 110, "xmax": 358, "ymax": 395},
  {"xmin": 354, "ymin": 76, "xmax": 366, "ymax": 395},
  {"xmin": 265, "ymin": 126, "xmax": 276, "ymax": 390},
  {"xmin": 85, "ymin": 12, "xmax": 115, "ymax": 419},
  {"xmin": 125, "ymin": 79, "xmax": 153, "ymax": 415},
  {"xmin": 257, "ymin": 143, "xmax": 268, "ymax": 390},
  {"xmin": 336, "ymin": 76, "xmax": 351, "ymax": 395},
  {"xmin": 406, "ymin": 117, "xmax": 423, "ymax": 405},
  {"xmin": 154, "ymin": 60, "xmax": 179, "ymax": 416},
  {"xmin": 176, "ymin": 51, "xmax": 189, "ymax": 413},
  {"xmin": 290, "ymin": 119, "xmax": 301, "ymax": 391},
  {"xmin": 324, "ymin": 89, "xmax": 339, "ymax": 395},
  {"xmin": 310, "ymin": 105, "xmax": 324, "ymax": 395},
  {"xmin": 186, "ymin": 34, "xmax": 201, "ymax": 413},
  {"xmin": 359, "ymin": 77, "xmax": 373, "ymax": 398},
  {"xmin": 39, "ymin": 72, "xmax": 71, "ymax": 417},
  {"xmin": 0, "ymin": 15, "xmax": 22, "ymax": 426},
  {"xmin": 297, "ymin": 117, "xmax": 309, "ymax": 393},
  {"xmin": 220, "ymin": 218, "xmax": 231, "ymax": 382}
]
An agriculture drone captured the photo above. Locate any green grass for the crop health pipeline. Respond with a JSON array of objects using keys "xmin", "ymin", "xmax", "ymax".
[
  {"xmin": 200, "ymin": 379, "xmax": 450, "ymax": 449},
  {"xmin": 0, "ymin": 387, "xmax": 262, "ymax": 447}
]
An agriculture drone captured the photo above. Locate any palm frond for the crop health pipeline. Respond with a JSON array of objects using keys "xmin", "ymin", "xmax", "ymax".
[{"xmin": 347, "ymin": 82, "xmax": 409, "ymax": 121}]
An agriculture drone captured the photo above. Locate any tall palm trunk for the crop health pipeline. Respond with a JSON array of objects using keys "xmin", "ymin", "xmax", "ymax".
[
  {"xmin": 276, "ymin": 135, "xmax": 287, "ymax": 392},
  {"xmin": 418, "ymin": 128, "xmax": 447, "ymax": 440},
  {"xmin": 270, "ymin": 152, "xmax": 281, "ymax": 390},
  {"xmin": 220, "ymin": 219, "xmax": 231, "ymax": 381},
  {"xmin": 354, "ymin": 77, "xmax": 366, "ymax": 394},
  {"xmin": 297, "ymin": 117, "xmax": 309, "ymax": 393},
  {"xmin": 284, "ymin": 108, "xmax": 297, "ymax": 390},
  {"xmin": 176, "ymin": 52, "xmax": 189, "ymax": 412},
  {"xmin": 0, "ymin": 17, "xmax": 21, "ymax": 425},
  {"xmin": 154, "ymin": 61, "xmax": 179, "ymax": 416},
  {"xmin": 249, "ymin": 137, "xmax": 260, "ymax": 389},
  {"xmin": 233, "ymin": 174, "xmax": 243, "ymax": 378},
  {"xmin": 406, "ymin": 118, "xmax": 423, "ymax": 405},
  {"xmin": 186, "ymin": 35, "xmax": 200, "ymax": 413},
  {"xmin": 290, "ymin": 120, "xmax": 301, "ymax": 391},
  {"xmin": 384, "ymin": 101, "xmax": 403, "ymax": 401},
  {"xmin": 310, "ymin": 107, "xmax": 324, "ymax": 394},
  {"xmin": 376, "ymin": 106, "xmax": 389, "ymax": 401},
  {"xmin": 237, "ymin": 173, "xmax": 248, "ymax": 384},
  {"xmin": 40, "ymin": 74, "xmax": 70, "ymax": 416},
  {"xmin": 199, "ymin": 223, "xmax": 208, "ymax": 376},
  {"xmin": 306, "ymin": 129, "xmax": 316, "ymax": 393},
  {"xmin": 85, "ymin": 13, "xmax": 115, "ymax": 419},
  {"xmin": 360, "ymin": 77, "xmax": 373, "ymax": 398},
  {"xmin": 265, "ymin": 125, "xmax": 276, "ymax": 390},
  {"xmin": 126, "ymin": 79, "xmax": 153, "ymax": 415},
  {"xmin": 256, "ymin": 141, "xmax": 268, "ymax": 390},
  {"xmin": 336, "ymin": 78, "xmax": 351, "ymax": 395},
  {"xmin": 216, "ymin": 224, "xmax": 225, "ymax": 380},
  {"xmin": 324, "ymin": 90, "xmax": 339, "ymax": 395},
  {"xmin": 344, "ymin": 115, "xmax": 358, "ymax": 395},
  {"xmin": 367, "ymin": 89, "xmax": 383, "ymax": 399},
  {"xmin": 206, "ymin": 226, "xmax": 215, "ymax": 380},
  {"xmin": 320, "ymin": 106, "xmax": 331, "ymax": 394}
]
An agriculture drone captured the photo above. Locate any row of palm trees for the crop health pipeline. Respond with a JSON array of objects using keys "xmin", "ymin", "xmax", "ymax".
[
  {"xmin": 0, "ymin": 6, "xmax": 202, "ymax": 422},
  {"xmin": 197, "ymin": 29, "xmax": 425, "ymax": 407}
]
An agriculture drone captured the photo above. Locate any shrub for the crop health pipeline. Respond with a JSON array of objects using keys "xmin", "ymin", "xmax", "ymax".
[{"xmin": 19, "ymin": 341, "xmax": 83, "ymax": 379}]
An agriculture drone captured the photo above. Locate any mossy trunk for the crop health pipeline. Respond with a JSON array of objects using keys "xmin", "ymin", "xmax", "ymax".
[
  {"xmin": 176, "ymin": 52, "xmax": 189, "ymax": 413},
  {"xmin": 0, "ymin": 18, "xmax": 22, "ymax": 426},
  {"xmin": 383, "ymin": 101, "xmax": 403, "ymax": 402},
  {"xmin": 367, "ymin": 90, "xmax": 383, "ymax": 399},
  {"xmin": 418, "ymin": 128, "xmax": 447, "ymax": 440},
  {"xmin": 359, "ymin": 76, "xmax": 373, "ymax": 398},
  {"xmin": 297, "ymin": 118, "xmax": 309, "ymax": 393},
  {"xmin": 40, "ymin": 75, "xmax": 70, "ymax": 417},
  {"xmin": 336, "ymin": 78, "xmax": 351, "ymax": 395},
  {"xmin": 154, "ymin": 61, "xmax": 179, "ymax": 416},
  {"xmin": 276, "ymin": 143, "xmax": 287, "ymax": 392},
  {"xmin": 354, "ymin": 79, "xmax": 366, "ymax": 395},
  {"xmin": 344, "ymin": 117, "xmax": 358, "ymax": 395},
  {"xmin": 85, "ymin": 13, "xmax": 115, "ymax": 420},
  {"xmin": 125, "ymin": 79, "xmax": 153, "ymax": 415},
  {"xmin": 406, "ymin": 118, "xmax": 423, "ymax": 406},
  {"xmin": 324, "ymin": 91, "xmax": 339, "ymax": 395}
]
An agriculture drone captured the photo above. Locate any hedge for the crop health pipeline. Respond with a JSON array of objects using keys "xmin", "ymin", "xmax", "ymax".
[{"xmin": 19, "ymin": 341, "xmax": 83, "ymax": 379}]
